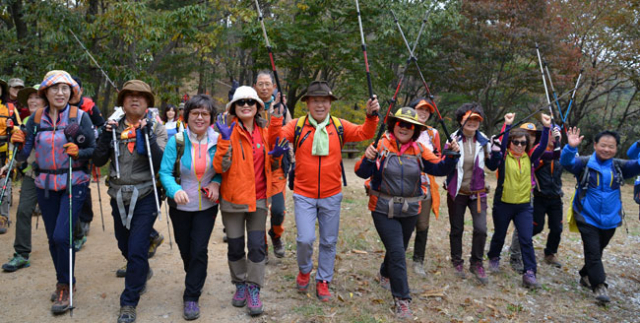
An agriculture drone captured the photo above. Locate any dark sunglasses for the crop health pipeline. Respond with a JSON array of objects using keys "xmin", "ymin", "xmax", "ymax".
[
  {"xmin": 395, "ymin": 121, "xmax": 415, "ymax": 130},
  {"xmin": 236, "ymin": 99, "xmax": 257, "ymax": 107},
  {"xmin": 511, "ymin": 140, "xmax": 527, "ymax": 146}
]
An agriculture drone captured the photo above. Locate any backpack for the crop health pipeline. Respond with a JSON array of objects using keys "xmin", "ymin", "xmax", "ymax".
[
  {"xmin": 288, "ymin": 115, "xmax": 346, "ymax": 190},
  {"xmin": 173, "ymin": 132, "xmax": 186, "ymax": 185},
  {"xmin": 32, "ymin": 105, "xmax": 80, "ymax": 133}
]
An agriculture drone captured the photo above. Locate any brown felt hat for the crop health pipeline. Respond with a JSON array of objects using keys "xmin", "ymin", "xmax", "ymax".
[
  {"xmin": 300, "ymin": 80, "xmax": 338, "ymax": 102},
  {"xmin": 17, "ymin": 85, "xmax": 39, "ymax": 107},
  {"xmin": 117, "ymin": 80, "xmax": 155, "ymax": 107}
]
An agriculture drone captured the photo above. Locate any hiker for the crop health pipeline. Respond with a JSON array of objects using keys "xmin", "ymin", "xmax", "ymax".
[
  {"xmin": 407, "ymin": 97, "xmax": 442, "ymax": 277},
  {"xmin": 69, "ymin": 76, "xmax": 106, "ymax": 251},
  {"xmin": 6, "ymin": 78, "xmax": 28, "ymax": 120},
  {"xmin": 355, "ymin": 107, "xmax": 459, "ymax": 318},
  {"xmin": 509, "ymin": 126, "xmax": 565, "ymax": 271},
  {"xmin": 213, "ymin": 86, "xmax": 286, "ymax": 316},
  {"xmin": 561, "ymin": 128, "xmax": 640, "ymax": 303},
  {"xmin": 1, "ymin": 85, "xmax": 44, "ymax": 272},
  {"xmin": 0, "ymin": 79, "xmax": 21, "ymax": 234},
  {"xmin": 11, "ymin": 70, "xmax": 95, "ymax": 314},
  {"xmin": 254, "ymin": 70, "xmax": 292, "ymax": 259},
  {"xmin": 270, "ymin": 80, "xmax": 380, "ymax": 302},
  {"xmin": 93, "ymin": 80, "xmax": 167, "ymax": 323},
  {"xmin": 444, "ymin": 103, "xmax": 501, "ymax": 283},
  {"xmin": 162, "ymin": 104, "xmax": 184, "ymax": 140},
  {"xmin": 159, "ymin": 94, "xmax": 220, "ymax": 320},
  {"xmin": 486, "ymin": 112, "xmax": 551, "ymax": 289}
]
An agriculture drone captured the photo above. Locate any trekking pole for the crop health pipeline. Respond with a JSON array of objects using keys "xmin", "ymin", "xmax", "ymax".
[
  {"xmin": 535, "ymin": 43, "xmax": 558, "ymax": 125},
  {"xmin": 494, "ymin": 89, "xmax": 573, "ymax": 138},
  {"xmin": 111, "ymin": 128, "xmax": 121, "ymax": 179},
  {"xmin": 68, "ymin": 157, "xmax": 75, "ymax": 317},
  {"xmin": 563, "ymin": 69, "xmax": 583, "ymax": 123},
  {"xmin": 355, "ymin": 0, "xmax": 378, "ymax": 116},
  {"xmin": 543, "ymin": 61, "xmax": 565, "ymax": 124},
  {"xmin": 93, "ymin": 166, "xmax": 105, "ymax": 232},
  {"xmin": 142, "ymin": 125, "xmax": 172, "ymax": 249},
  {"xmin": 254, "ymin": 0, "xmax": 285, "ymax": 104},
  {"xmin": 391, "ymin": 9, "xmax": 459, "ymax": 157},
  {"xmin": 373, "ymin": 9, "xmax": 429, "ymax": 147},
  {"xmin": 69, "ymin": 29, "xmax": 119, "ymax": 92}
]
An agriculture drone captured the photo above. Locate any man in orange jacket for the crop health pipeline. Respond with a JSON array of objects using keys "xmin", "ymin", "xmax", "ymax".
[{"xmin": 271, "ymin": 80, "xmax": 379, "ymax": 302}]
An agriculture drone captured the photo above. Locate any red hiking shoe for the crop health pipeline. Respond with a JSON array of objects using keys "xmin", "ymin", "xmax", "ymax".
[
  {"xmin": 316, "ymin": 280, "xmax": 331, "ymax": 302},
  {"xmin": 296, "ymin": 271, "xmax": 310, "ymax": 293}
]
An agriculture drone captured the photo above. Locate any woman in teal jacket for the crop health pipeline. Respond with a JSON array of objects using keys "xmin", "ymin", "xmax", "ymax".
[
  {"xmin": 561, "ymin": 128, "xmax": 640, "ymax": 304},
  {"xmin": 159, "ymin": 94, "xmax": 221, "ymax": 320}
]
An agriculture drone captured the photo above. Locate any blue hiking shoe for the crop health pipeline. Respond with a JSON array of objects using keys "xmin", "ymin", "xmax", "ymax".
[{"xmin": 2, "ymin": 254, "xmax": 30, "ymax": 272}]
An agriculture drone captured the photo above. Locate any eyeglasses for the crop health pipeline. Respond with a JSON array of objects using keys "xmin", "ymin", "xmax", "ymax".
[
  {"xmin": 395, "ymin": 121, "xmax": 415, "ymax": 130},
  {"xmin": 236, "ymin": 99, "xmax": 257, "ymax": 107},
  {"xmin": 48, "ymin": 84, "xmax": 71, "ymax": 94},
  {"xmin": 189, "ymin": 110, "xmax": 211, "ymax": 118},
  {"xmin": 511, "ymin": 140, "xmax": 527, "ymax": 146}
]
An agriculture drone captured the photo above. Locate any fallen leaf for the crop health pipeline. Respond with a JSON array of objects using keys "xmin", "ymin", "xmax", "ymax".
[{"xmin": 352, "ymin": 249, "xmax": 368, "ymax": 254}]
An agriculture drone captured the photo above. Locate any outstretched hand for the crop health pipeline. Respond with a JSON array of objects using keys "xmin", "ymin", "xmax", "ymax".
[
  {"xmin": 216, "ymin": 114, "xmax": 236, "ymax": 140},
  {"xmin": 268, "ymin": 137, "xmax": 290, "ymax": 158},
  {"xmin": 504, "ymin": 113, "xmax": 515, "ymax": 125},
  {"xmin": 541, "ymin": 113, "xmax": 552, "ymax": 127},
  {"xmin": 366, "ymin": 95, "xmax": 380, "ymax": 117},
  {"xmin": 567, "ymin": 127, "xmax": 583, "ymax": 148}
]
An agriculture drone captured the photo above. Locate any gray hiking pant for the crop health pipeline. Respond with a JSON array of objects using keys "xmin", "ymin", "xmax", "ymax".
[
  {"xmin": 294, "ymin": 193, "xmax": 342, "ymax": 282},
  {"xmin": 13, "ymin": 176, "xmax": 38, "ymax": 257}
]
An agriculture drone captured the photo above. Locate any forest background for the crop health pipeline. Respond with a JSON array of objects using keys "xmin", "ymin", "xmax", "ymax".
[{"xmin": 1, "ymin": 0, "xmax": 639, "ymax": 152}]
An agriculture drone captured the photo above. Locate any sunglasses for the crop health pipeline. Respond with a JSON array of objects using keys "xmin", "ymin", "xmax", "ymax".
[
  {"xmin": 236, "ymin": 99, "xmax": 257, "ymax": 107},
  {"xmin": 511, "ymin": 140, "xmax": 527, "ymax": 147},
  {"xmin": 395, "ymin": 121, "xmax": 415, "ymax": 130}
]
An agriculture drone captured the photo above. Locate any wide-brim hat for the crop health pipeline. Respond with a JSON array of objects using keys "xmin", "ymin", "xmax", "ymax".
[
  {"xmin": 300, "ymin": 80, "xmax": 338, "ymax": 102},
  {"xmin": 225, "ymin": 86, "xmax": 264, "ymax": 112},
  {"xmin": 117, "ymin": 80, "xmax": 155, "ymax": 107},
  {"xmin": 389, "ymin": 107, "xmax": 427, "ymax": 130},
  {"xmin": 38, "ymin": 70, "xmax": 80, "ymax": 102},
  {"xmin": 17, "ymin": 85, "xmax": 39, "ymax": 107}
]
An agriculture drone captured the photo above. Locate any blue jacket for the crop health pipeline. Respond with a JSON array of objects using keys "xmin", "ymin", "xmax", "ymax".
[
  {"xmin": 159, "ymin": 127, "xmax": 221, "ymax": 212},
  {"xmin": 561, "ymin": 145, "xmax": 640, "ymax": 229}
]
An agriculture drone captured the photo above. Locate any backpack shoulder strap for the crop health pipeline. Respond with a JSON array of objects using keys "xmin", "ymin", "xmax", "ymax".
[
  {"xmin": 31, "ymin": 108, "xmax": 45, "ymax": 134},
  {"xmin": 68, "ymin": 105, "xmax": 79, "ymax": 124},
  {"xmin": 293, "ymin": 116, "xmax": 307, "ymax": 152},
  {"xmin": 330, "ymin": 116, "xmax": 344, "ymax": 148},
  {"xmin": 173, "ymin": 132, "xmax": 186, "ymax": 184}
]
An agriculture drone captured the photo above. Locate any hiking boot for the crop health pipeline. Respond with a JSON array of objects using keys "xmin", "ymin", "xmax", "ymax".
[
  {"xmin": 377, "ymin": 272, "xmax": 391, "ymax": 290},
  {"xmin": 183, "ymin": 301, "xmax": 200, "ymax": 320},
  {"xmin": 594, "ymin": 284, "xmax": 610, "ymax": 303},
  {"xmin": 510, "ymin": 256, "xmax": 524, "ymax": 274},
  {"xmin": 489, "ymin": 257, "xmax": 501, "ymax": 273},
  {"xmin": 272, "ymin": 237, "xmax": 285, "ymax": 258},
  {"xmin": 117, "ymin": 305, "xmax": 136, "ymax": 323},
  {"xmin": 453, "ymin": 263, "xmax": 466, "ymax": 279},
  {"xmin": 79, "ymin": 221, "xmax": 90, "ymax": 236},
  {"xmin": 579, "ymin": 275, "xmax": 591, "ymax": 289},
  {"xmin": 412, "ymin": 260, "xmax": 427, "ymax": 277},
  {"xmin": 470, "ymin": 263, "xmax": 488, "ymax": 285},
  {"xmin": 246, "ymin": 284, "xmax": 263, "ymax": 316},
  {"xmin": 523, "ymin": 270, "xmax": 541, "ymax": 289},
  {"xmin": 2, "ymin": 253, "xmax": 30, "ymax": 272},
  {"xmin": 51, "ymin": 283, "xmax": 71, "ymax": 314},
  {"xmin": 296, "ymin": 271, "xmax": 311, "ymax": 293},
  {"xmin": 394, "ymin": 297, "xmax": 413, "ymax": 320},
  {"xmin": 73, "ymin": 235, "xmax": 87, "ymax": 252},
  {"xmin": 316, "ymin": 280, "xmax": 331, "ymax": 302},
  {"xmin": 232, "ymin": 283, "xmax": 247, "ymax": 307},
  {"xmin": 140, "ymin": 267, "xmax": 153, "ymax": 295},
  {"xmin": 116, "ymin": 264, "xmax": 127, "ymax": 278},
  {"xmin": 544, "ymin": 254, "xmax": 562, "ymax": 268},
  {"xmin": 0, "ymin": 216, "xmax": 8, "ymax": 234},
  {"xmin": 148, "ymin": 233, "xmax": 164, "ymax": 258}
]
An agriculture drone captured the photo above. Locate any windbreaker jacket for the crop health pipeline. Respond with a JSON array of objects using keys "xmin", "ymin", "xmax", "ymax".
[
  {"xmin": 213, "ymin": 115, "xmax": 281, "ymax": 212},
  {"xmin": 160, "ymin": 127, "xmax": 221, "ymax": 212},
  {"xmin": 355, "ymin": 134, "xmax": 458, "ymax": 218},
  {"xmin": 561, "ymin": 146, "xmax": 640, "ymax": 229},
  {"xmin": 272, "ymin": 114, "xmax": 378, "ymax": 199},
  {"xmin": 445, "ymin": 129, "xmax": 501, "ymax": 199}
]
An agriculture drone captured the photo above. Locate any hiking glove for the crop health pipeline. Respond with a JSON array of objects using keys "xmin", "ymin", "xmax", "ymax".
[
  {"xmin": 216, "ymin": 114, "xmax": 236, "ymax": 140},
  {"xmin": 63, "ymin": 143, "xmax": 80, "ymax": 159},
  {"xmin": 10, "ymin": 130, "xmax": 25, "ymax": 148},
  {"xmin": 268, "ymin": 137, "xmax": 290, "ymax": 158}
]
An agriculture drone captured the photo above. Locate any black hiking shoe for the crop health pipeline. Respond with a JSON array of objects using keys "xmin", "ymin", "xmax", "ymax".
[
  {"xmin": 272, "ymin": 237, "xmax": 285, "ymax": 258},
  {"xmin": 118, "ymin": 306, "xmax": 136, "ymax": 323}
]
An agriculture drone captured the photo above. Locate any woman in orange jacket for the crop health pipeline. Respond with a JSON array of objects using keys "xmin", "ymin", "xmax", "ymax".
[{"xmin": 213, "ymin": 86, "xmax": 287, "ymax": 316}]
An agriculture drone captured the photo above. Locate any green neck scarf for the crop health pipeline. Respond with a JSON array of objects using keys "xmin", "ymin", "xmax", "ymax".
[{"xmin": 308, "ymin": 113, "xmax": 331, "ymax": 156}]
